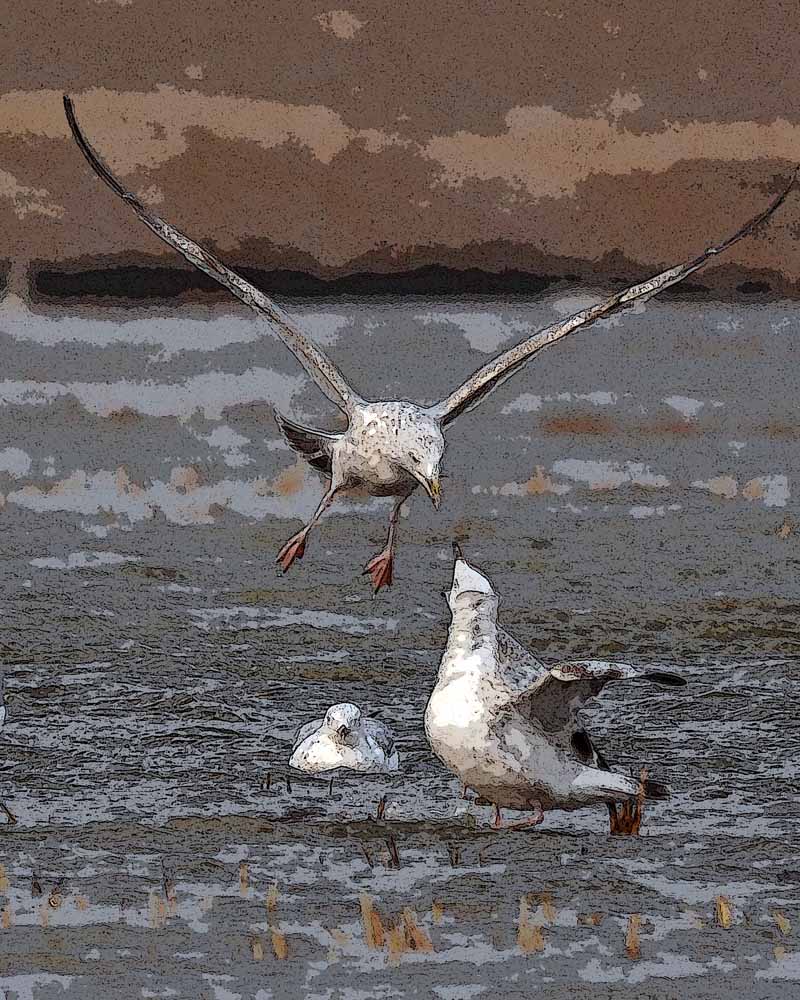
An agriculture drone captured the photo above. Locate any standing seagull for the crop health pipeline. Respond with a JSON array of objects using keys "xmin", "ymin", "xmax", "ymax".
[
  {"xmin": 424, "ymin": 548, "xmax": 686, "ymax": 830},
  {"xmin": 64, "ymin": 96, "xmax": 796, "ymax": 590}
]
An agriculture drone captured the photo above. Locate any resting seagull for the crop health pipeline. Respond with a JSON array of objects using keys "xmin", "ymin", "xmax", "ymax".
[
  {"xmin": 424, "ymin": 547, "xmax": 686, "ymax": 830},
  {"xmin": 64, "ymin": 96, "xmax": 796, "ymax": 591},
  {"xmin": 289, "ymin": 703, "xmax": 399, "ymax": 775}
]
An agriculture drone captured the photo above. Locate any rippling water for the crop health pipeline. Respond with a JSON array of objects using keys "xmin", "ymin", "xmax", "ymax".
[{"xmin": 0, "ymin": 292, "xmax": 798, "ymax": 996}]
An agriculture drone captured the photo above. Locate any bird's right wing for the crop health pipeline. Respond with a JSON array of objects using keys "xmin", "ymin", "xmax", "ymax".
[
  {"xmin": 292, "ymin": 718, "xmax": 324, "ymax": 750},
  {"xmin": 63, "ymin": 95, "xmax": 362, "ymax": 416},
  {"xmin": 512, "ymin": 660, "xmax": 685, "ymax": 734},
  {"xmin": 431, "ymin": 173, "xmax": 797, "ymax": 426}
]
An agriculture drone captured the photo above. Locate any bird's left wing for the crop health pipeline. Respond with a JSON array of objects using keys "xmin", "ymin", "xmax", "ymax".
[
  {"xmin": 63, "ymin": 95, "xmax": 362, "ymax": 416},
  {"xmin": 431, "ymin": 174, "xmax": 797, "ymax": 426},
  {"xmin": 292, "ymin": 718, "xmax": 324, "ymax": 750}
]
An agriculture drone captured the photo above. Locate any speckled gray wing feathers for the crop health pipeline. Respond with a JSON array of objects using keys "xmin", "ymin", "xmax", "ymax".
[{"xmin": 363, "ymin": 719, "xmax": 396, "ymax": 758}]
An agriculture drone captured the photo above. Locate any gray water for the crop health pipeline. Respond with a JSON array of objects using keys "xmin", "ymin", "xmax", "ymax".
[{"xmin": 0, "ymin": 291, "xmax": 798, "ymax": 998}]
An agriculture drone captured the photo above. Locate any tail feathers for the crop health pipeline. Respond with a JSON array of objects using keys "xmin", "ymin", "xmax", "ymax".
[
  {"xmin": 572, "ymin": 768, "xmax": 670, "ymax": 802},
  {"xmin": 640, "ymin": 670, "xmax": 687, "ymax": 687}
]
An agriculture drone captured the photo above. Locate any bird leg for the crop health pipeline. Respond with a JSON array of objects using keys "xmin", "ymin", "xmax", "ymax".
[
  {"xmin": 276, "ymin": 486, "xmax": 340, "ymax": 573},
  {"xmin": 363, "ymin": 495, "xmax": 407, "ymax": 593},
  {"xmin": 0, "ymin": 800, "xmax": 17, "ymax": 825},
  {"xmin": 492, "ymin": 800, "xmax": 544, "ymax": 830},
  {"xmin": 609, "ymin": 767, "xmax": 648, "ymax": 836}
]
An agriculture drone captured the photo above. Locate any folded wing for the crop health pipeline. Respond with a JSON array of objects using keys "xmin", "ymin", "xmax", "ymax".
[{"xmin": 513, "ymin": 659, "xmax": 686, "ymax": 734}]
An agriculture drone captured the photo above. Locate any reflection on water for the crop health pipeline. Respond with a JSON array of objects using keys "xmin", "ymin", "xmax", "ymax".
[{"xmin": 0, "ymin": 293, "xmax": 798, "ymax": 995}]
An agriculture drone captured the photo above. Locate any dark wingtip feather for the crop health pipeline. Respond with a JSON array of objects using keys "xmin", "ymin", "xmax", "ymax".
[
  {"xmin": 642, "ymin": 671, "xmax": 687, "ymax": 687},
  {"xmin": 452, "ymin": 540, "xmax": 463, "ymax": 560},
  {"xmin": 643, "ymin": 779, "xmax": 670, "ymax": 800}
]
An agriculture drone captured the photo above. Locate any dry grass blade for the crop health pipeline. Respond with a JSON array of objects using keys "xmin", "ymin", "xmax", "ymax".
[
  {"xmin": 517, "ymin": 896, "xmax": 545, "ymax": 953},
  {"xmin": 715, "ymin": 895, "xmax": 733, "ymax": 929},
  {"xmin": 387, "ymin": 923, "xmax": 407, "ymax": 964},
  {"xmin": 386, "ymin": 836, "xmax": 401, "ymax": 869},
  {"xmin": 1, "ymin": 906, "xmax": 12, "ymax": 929},
  {"xmin": 431, "ymin": 902, "xmax": 444, "ymax": 925},
  {"xmin": 266, "ymin": 884, "xmax": 279, "ymax": 916},
  {"xmin": 250, "ymin": 936, "xmax": 264, "ymax": 961},
  {"xmin": 0, "ymin": 865, "xmax": 8, "ymax": 892},
  {"xmin": 239, "ymin": 862, "xmax": 249, "ymax": 897},
  {"xmin": 271, "ymin": 930, "xmax": 288, "ymax": 960},
  {"xmin": 148, "ymin": 892, "xmax": 167, "ymax": 930},
  {"xmin": 773, "ymin": 910, "xmax": 791, "ymax": 935},
  {"xmin": 625, "ymin": 913, "xmax": 641, "ymax": 959},
  {"xmin": 402, "ymin": 908, "xmax": 433, "ymax": 952},
  {"xmin": 540, "ymin": 892, "xmax": 556, "ymax": 923},
  {"xmin": 359, "ymin": 893, "xmax": 385, "ymax": 950}
]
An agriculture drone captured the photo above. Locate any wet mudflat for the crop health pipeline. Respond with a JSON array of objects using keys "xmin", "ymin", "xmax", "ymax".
[{"xmin": 0, "ymin": 293, "xmax": 798, "ymax": 997}]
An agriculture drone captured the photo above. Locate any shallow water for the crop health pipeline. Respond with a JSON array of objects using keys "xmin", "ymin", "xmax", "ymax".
[{"xmin": 0, "ymin": 292, "xmax": 798, "ymax": 996}]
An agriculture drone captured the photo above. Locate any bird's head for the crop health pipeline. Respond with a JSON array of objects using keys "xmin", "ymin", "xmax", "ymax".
[
  {"xmin": 446, "ymin": 542, "xmax": 496, "ymax": 611},
  {"xmin": 400, "ymin": 419, "xmax": 445, "ymax": 509},
  {"xmin": 324, "ymin": 702, "xmax": 362, "ymax": 742}
]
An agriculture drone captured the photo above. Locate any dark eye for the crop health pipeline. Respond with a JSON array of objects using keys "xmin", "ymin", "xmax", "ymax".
[{"xmin": 408, "ymin": 452, "xmax": 420, "ymax": 464}]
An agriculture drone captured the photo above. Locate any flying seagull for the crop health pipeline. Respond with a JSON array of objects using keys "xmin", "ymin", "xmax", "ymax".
[
  {"xmin": 63, "ymin": 95, "xmax": 796, "ymax": 591},
  {"xmin": 289, "ymin": 702, "xmax": 399, "ymax": 774},
  {"xmin": 424, "ymin": 547, "xmax": 686, "ymax": 830}
]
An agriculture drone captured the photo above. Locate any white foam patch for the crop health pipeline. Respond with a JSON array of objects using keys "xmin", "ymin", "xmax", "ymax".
[
  {"xmin": 0, "ymin": 295, "xmax": 353, "ymax": 357},
  {"xmin": 29, "ymin": 550, "xmax": 140, "ymax": 570},
  {"xmin": 188, "ymin": 606, "xmax": 397, "ymax": 636},
  {"xmin": 552, "ymin": 458, "xmax": 669, "ymax": 489},
  {"xmin": 6, "ymin": 468, "xmax": 376, "ymax": 526},
  {"xmin": 0, "ymin": 446, "xmax": 32, "ymax": 477},
  {"xmin": 0, "ymin": 367, "xmax": 305, "ymax": 421},
  {"xmin": 502, "ymin": 389, "xmax": 619, "ymax": 414},
  {"xmin": 414, "ymin": 310, "xmax": 531, "ymax": 352},
  {"xmin": 663, "ymin": 395, "xmax": 721, "ymax": 420}
]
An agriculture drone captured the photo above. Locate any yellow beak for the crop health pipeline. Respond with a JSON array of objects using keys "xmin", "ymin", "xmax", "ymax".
[{"xmin": 426, "ymin": 476, "xmax": 442, "ymax": 510}]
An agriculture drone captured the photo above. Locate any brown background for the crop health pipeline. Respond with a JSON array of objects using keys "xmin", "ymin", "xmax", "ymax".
[{"xmin": 3, "ymin": 1, "xmax": 800, "ymax": 294}]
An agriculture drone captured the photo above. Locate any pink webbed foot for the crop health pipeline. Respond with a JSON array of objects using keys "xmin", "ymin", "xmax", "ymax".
[
  {"xmin": 276, "ymin": 530, "xmax": 307, "ymax": 573},
  {"xmin": 363, "ymin": 548, "xmax": 393, "ymax": 593},
  {"xmin": 492, "ymin": 800, "xmax": 544, "ymax": 830}
]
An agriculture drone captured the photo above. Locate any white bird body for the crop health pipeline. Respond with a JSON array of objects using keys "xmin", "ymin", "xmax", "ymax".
[
  {"xmin": 425, "ymin": 552, "xmax": 685, "ymax": 818},
  {"xmin": 330, "ymin": 401, "xmax": 443, "ymax": 498},
  {"xmin": 289, "ymin": 703, "xmax": 399, "ymax": 775}
]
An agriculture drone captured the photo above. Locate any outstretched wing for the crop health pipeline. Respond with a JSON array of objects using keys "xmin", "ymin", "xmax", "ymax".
[
  {"xmin": 274, "ymin": 410, "xmax": 337, "ymax": 476},
  {"xmin": 431, "ymin": 175, "xmax": 797, "ymax": 425},
  {"xmin": 63, "ymin": 95, "xmax": 362, "ymax": 416},
  {"xmin": 514, "ymin": 659, "xmax": 686, "ymax": 734}
]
